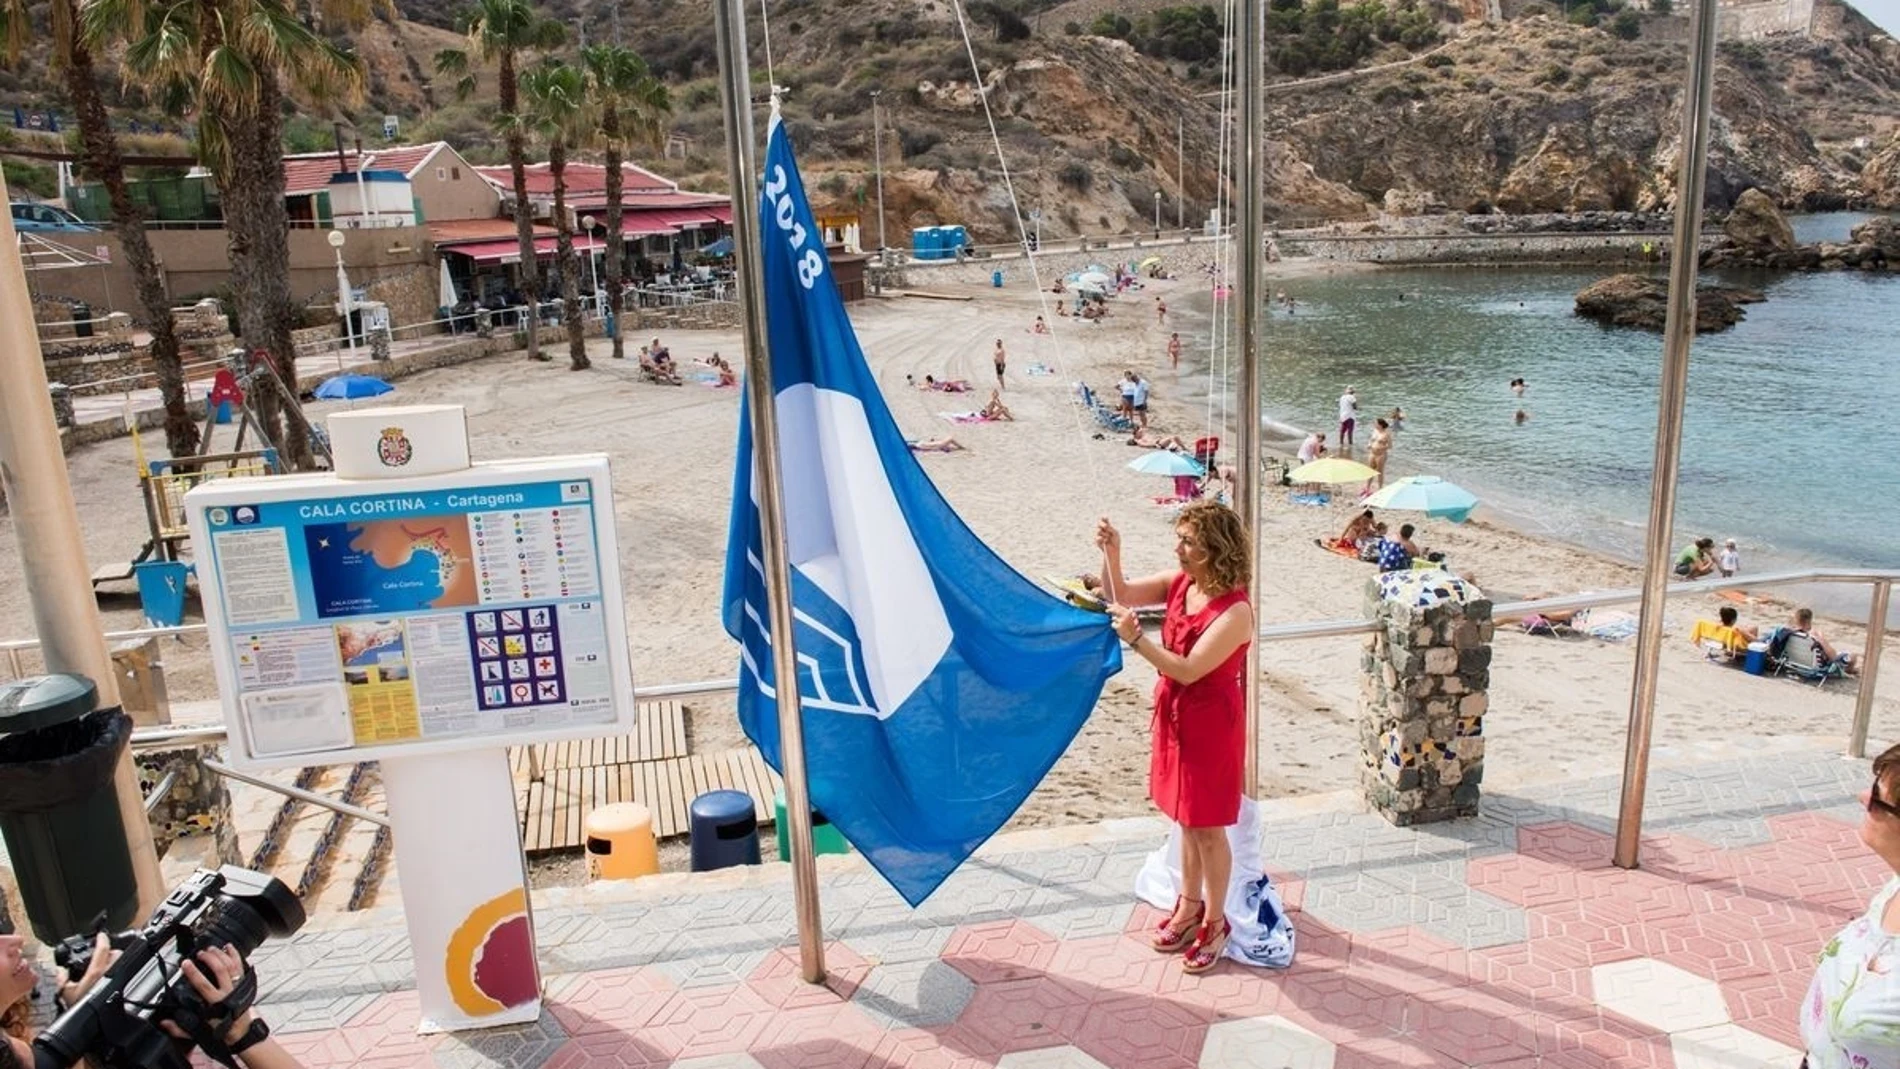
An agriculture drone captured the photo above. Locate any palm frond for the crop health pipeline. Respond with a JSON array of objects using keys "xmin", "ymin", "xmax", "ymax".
[{"xmin": 0, "ymin": 0, "xmax": 32, "ymax": 64}]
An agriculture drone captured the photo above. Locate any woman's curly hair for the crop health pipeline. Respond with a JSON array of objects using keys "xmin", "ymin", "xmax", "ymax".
[{"xmin": 1176, "ymin": 500, "xmax": 1251, "ymax": 596}]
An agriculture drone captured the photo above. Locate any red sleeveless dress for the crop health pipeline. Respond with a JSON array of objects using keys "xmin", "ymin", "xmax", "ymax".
[{"xmin": 1150, "ymin": 573, "xmax": 1250, "ymax": 828}]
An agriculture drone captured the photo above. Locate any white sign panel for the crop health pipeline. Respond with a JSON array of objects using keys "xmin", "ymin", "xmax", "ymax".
[{"xmin": 185, "ymin": 456, "xmax": 635, "ymax": 770}]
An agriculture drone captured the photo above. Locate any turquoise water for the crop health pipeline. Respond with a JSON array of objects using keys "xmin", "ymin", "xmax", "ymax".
[{"xmin": 1177, "ymin": 213, "xmax": 1898, "ymax": 612}]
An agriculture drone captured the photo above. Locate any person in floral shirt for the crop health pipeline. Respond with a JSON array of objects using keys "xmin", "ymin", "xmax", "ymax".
[{"xmin": 1803, "ymin": 742, "xmax": 1900, "ymax": 1068}]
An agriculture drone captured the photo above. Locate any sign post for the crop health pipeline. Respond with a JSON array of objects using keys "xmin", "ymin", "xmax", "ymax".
[{"xmin": 184, "ymin": 404, "xmax": 635, "ymax": 1032}]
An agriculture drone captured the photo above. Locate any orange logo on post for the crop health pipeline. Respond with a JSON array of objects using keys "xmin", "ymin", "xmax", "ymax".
[{"xmin": 444, "ymin": 887, "xmax": 537, "ymax": 1016}]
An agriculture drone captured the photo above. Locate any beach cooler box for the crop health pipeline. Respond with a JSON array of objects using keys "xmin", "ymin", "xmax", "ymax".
[{"xmin": 1743, "ymin": 641, "xmax": 1770, "ymax": 675}]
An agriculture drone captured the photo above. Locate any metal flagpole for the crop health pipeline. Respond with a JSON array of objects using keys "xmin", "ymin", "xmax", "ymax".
[
  {"xmin": 0, "ymin": 167, "xmax": 166, "ymax": 916},
  {"xmin": 712, "ymin": 0, "xmax": 826, "ymax": 982},
  {"xmin": 1613, "ymin": 0, "xmax": 1721, "ymax": 869},
  {"xmin": 1235, "ymin": 0, "xmax": 1265, "ymax": 796},
  {"xmin": 871, "ymin": 91, "xmax": 887, "ymax": 253},
  {"xmin": 1177, "ymin": 114, "xmax": 1185, "ymax": 232}
]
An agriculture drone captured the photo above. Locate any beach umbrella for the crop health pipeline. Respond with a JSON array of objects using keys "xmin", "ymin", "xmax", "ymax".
[
  {"xmin": 438, "ymin": 258, "xmax": 458, "ymax": 309},
  {"xmin": 1138, "ymin": 256, "xmax": 1162, "ymax": 269},
  {"xmin": 1288, "ymin": 457, "xmax": 1378, "ymax": 484},
  {"xmin": 1363, "ymin": 475, "xmax": 1481, "ymax": 523},
  {"xmin": 702, "ymin": 236, "xmax": 734, "ymax": 257},
  {"xmin": 314, "ymin": 374, "xmax": 395, "ymax": 400},
  {"xmin": 1077, "ymin": 271, "xmax": 1113, "ymax": 290},
  {"xmin": 1072, "ymin": 279, "xmax": 1107, "ymax": 295},
  {"xmin": 1127, "ymin": 450, "xmax": 1204, "ymax": 477}
]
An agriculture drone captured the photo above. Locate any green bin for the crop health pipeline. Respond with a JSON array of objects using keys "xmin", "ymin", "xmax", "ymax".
[
  {"xmin": 774, "ymin": 790, "xmax": 851, "ymax": 862},
  {"xmin": 0, "ymin": 674, "xmax": 138, "ymax": 943}
]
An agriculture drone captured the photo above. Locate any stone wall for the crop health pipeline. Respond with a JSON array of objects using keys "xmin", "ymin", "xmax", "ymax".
[
  {"xmin": 1359, "ymin": 571, "xmax": 1493, "ymax": 826},
  {"xmin": 1279, "ymin": 230, "xmax": 1722, "ymax": 265},
  {"xmin": 136, "ymin": 746, "xmax": 242, "ymax": 865}
]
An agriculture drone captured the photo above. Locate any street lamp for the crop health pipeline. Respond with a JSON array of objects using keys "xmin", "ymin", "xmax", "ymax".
[
  {"xmin": 328, "ymin": 229, "xmax": 356, "ymax": 357},
  {"xmin": 870, "ymin": 90, "xmax": 887, "ymax": 253}
]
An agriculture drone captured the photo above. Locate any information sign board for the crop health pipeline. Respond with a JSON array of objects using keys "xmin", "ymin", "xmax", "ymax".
[{"xmin": 184, "ymin": 456, "xmax": 634, "ymax": 769}]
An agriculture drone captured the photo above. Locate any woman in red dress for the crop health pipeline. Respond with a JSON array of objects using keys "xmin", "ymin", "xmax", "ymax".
[{"xmin": 1096, "ymin": 500, "xmax": 1254, "ymax": 973}]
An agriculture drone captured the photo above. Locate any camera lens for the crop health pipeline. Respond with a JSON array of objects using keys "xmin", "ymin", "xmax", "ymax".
[{"xmin": 196, "ymin": 897, "xmax": 272, "ymax": 958}]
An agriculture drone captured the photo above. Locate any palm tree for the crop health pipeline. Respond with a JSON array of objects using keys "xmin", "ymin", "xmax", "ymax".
[
  {"xmin": 1, "ymin": 0, "xmax": 200, "ymax": 457},
  {"xmin": 116, "ymin": 0, "xmax": 368, "ymax": 470},
  {"xmin": 580, "ymin": 44, "xmax": 669, "ymax": 363},
  {"xmin": 519, "ymin": 60, "xmax": 590, "ymax": 370},
  {"xmin": 435, "ymin": 0, "xmax": 565, "ymax": 363}
]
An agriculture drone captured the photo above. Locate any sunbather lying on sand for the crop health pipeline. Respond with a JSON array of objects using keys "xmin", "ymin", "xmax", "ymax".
[
  {"xmin": 907, "ymin": 374, "xmax": 972, "ymax": 393},
  {"xmin": 907, "ymin": 436, "xmax": 966, "ymax": 453}
]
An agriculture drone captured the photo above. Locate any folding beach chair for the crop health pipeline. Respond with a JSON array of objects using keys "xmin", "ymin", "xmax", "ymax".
[{"xmin": 1769, "ymin": 629, "xmax": 1850, "ymax": 684}]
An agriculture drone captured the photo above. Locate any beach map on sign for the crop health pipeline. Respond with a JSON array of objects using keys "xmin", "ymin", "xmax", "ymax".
[{"xmin": 305, "ymin": 518, "xmax": 478, "ymax": 618}]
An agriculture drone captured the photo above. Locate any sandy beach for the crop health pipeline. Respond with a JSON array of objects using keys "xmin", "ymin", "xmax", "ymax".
[{"xmin": 3, "ymin": 261, "xmax": 1895, "ymax": 832}]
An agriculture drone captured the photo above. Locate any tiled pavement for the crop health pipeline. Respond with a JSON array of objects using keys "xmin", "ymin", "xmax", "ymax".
[{"xmin": 244, "ymin": 748, "xmax": 1885, "ymax": 1068}]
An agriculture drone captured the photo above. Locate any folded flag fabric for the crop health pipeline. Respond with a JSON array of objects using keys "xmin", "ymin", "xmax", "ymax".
[{"xmin": 720, "ymin": 108, "xmax": 1123, "ymax": 906}]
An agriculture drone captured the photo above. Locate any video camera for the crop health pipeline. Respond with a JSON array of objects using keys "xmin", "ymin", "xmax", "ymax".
[{"xmin": 29, "ymin": 866, "xmax": 304, "ymax": 1069}]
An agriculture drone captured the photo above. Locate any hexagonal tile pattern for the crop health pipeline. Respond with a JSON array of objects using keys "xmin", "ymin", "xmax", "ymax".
[
  {"xmin": 1069, "ymin": 991, "xmax": 1212, "ymax": 1069},
  {"xmin": 1591, "ymin": 957, "xmax": 1731, "ymax": 1033},
  {"xmin": 1198, "ymin": 1014, "xmax": 1336, "ymax": 1069},
  {"xmin": 745, "ymin": 942, "xmax": 872, "ymax": 1009},
  {"xmin": 1404, "ymin": 985, "xmax": 1543, "ymax": 1065},
  {"xmin": 547, "ymin": 966, "xmax": 675, "ymax": 1036},
  {"xmin": 432, "ymin": 1011, "xmax": 568, "ymax": 1069},
  {"xmin": 638, "ymin": 982, "xmax": 780, "ymax": 1062},
  {"xmin": 1668, "ymin": 1023, "xmax": 1802, "ymax": 1069},
  {"xmin": 945, "ymin": 976, "xmax": 1093, "ymax": 1058},
  {"xmin": 942, "ymin": 919, "xmax": 1060, "ymax": 985},
  {"xmin": 995, "ymin": 1045, "xmax": 1114, "ymax": 1068},
  {"xmin": 272, "ymin": 990, "xmax": 441, "ymax": 1069},
  {"xmin": 851, "ymin": 959, "xmax": 979, "ymax": 1029},
  {"xmin": 672, "ymin": 1057, "xmax": 768, "ymax": 1069},
  {"xmin": 748, "ymin": 1000, "xmax": 888, "ymax": 1069}
]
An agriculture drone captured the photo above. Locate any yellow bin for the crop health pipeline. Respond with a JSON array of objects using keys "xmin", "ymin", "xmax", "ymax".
[{"xmin": 584, "ymin": 802, "xmax": 660, "ymax": 880}]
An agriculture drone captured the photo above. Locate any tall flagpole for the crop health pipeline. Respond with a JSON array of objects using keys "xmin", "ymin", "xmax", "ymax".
[
  {"xmin": 1613, "ymin": 0, "xmax": 1721, "ymax": 869},
  {"xmin": 1235, "ymin": 0, "xmax": 1265, "ymax": 795},
  {"xmin": 713, "ymin": 0, "xmax": 826, "ymax": 981}
]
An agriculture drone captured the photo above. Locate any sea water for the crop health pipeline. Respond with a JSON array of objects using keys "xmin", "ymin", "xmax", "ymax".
[{"xmin": 1172, "ymin": 213, "xmax": 1898, "ymax": 619}]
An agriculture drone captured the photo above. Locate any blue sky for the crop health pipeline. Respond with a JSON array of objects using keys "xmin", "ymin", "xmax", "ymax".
[{"xmin": 1852, "ymin": 0, "xmax": 1900, "ymax": 36}]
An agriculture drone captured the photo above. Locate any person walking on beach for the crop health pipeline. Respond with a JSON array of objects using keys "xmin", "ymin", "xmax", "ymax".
[
  {"xmin": 1337, "ymin": 386, "xmax": 1359, "ymax": 450},
  {"xmin": 1095, "ymin": 504, "xmax": 1254, "ymax": 975},
  {"xmin": 1362, "ymin": 417, "xmax": 1393, "ymax": 495},
  {"xmin": 1156, "ymin": 296, "xmax": 1168, "ymax": 326},
  {"xmin": 992, "ymin": 339, "xmax": 1007, "ymax": 390},
  {"xmin": 1131, "ymin": 373, "xmax": 1152, "ymax": 429},
  {"xmin": 1167, "ymin": 332, "xmax": 1182, "ymax": 369}
]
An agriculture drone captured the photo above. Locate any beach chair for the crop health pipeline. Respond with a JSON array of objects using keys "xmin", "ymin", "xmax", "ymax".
[{"xmin": 1769, "ymin": 629, "xmax": 1850, "ymax": 684}]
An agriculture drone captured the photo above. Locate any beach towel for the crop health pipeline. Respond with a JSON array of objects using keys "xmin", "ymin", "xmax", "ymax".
[
  {"xmin": 1289, "ymin": 492, "xmax": 1331, "ymax": 507},
  {"xmin": 1027, "ymin": 362, "xmax": 1056, "ymax": 376},
  {"xmin": 1313, "ymin": 537, "xmax": 1364, "ymax": 561},
  {"xmin": 1135, "ymin": 798, "xmax": 1291, "ymax": 968},
  {"xmin": 939, "ymin": 411, "xmax": 994, "ymax": 425},
  {"xmin": 1376, "ymin": 568, "xmax": 1480, "ymax": 609},
  {"xmin": 1579, "ymin": 609, "xmax": 1640, "ymax": 642}
]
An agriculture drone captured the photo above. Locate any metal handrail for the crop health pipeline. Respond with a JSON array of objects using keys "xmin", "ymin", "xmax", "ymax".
[
  {"xmin": 202, "ymin": 758, "xmax": 390, "ymax": 828},
  {"xmin": 113, "ymin": 566, "xmax": 1894, "ymax": 759}
]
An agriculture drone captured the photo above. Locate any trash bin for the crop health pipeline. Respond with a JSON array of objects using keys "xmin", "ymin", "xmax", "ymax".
[
  {"xmin": 0, "ymin": 674, "xmax": 138, "ymax": 943},
  {"xmin": 773, "ymin": 790, "xmax": 850, "ymax": 862},
  {"xmin": 688, "ymin": 790, "xmax": 760, "ymax": 872},
  {"xmin": 991, "ymin": 270, "xmax": 1004, "ymax": 288},
  {"xmin": 72, "ymin": 302, "xmax": 93, "ymax": 338},
  {"xmin": 584, "ymin": 802, "xmax": 659, "ymax": 881}
]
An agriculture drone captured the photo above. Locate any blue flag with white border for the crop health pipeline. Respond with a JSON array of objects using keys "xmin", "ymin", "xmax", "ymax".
[{"xmin": 721, "ymin": 114, "xmax": 1122, "ymax": 906}]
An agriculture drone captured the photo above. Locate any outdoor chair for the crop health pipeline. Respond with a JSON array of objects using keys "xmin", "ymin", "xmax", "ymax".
[{"xmin": 1767, "ymin": 628, "xmax": 1850, "ymax": 684}]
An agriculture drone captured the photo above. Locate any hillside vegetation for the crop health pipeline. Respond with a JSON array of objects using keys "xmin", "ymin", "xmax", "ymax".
[{"xmin": 5, "ymin": 0, "xmax": 1900, "ymax": 239}]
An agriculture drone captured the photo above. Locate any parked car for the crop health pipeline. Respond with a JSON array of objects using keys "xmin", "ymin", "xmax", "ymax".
[{"xmin": 10, "ymin": 201, "xmax": 99, "ymax": 232}]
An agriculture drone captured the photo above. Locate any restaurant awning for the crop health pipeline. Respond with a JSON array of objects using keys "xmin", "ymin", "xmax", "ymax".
[
  {"xmin": 443, "ymin": 235, "xmax": 606, "ymax": 265},
  {"xmin": 622, "ymin": 207, "xmax": 724, "ymax": 231}
]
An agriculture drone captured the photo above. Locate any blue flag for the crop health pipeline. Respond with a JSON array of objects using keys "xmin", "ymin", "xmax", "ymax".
[{"xmin": 721, "ymin": 115, "xmax": 1122, "ymax": 906}]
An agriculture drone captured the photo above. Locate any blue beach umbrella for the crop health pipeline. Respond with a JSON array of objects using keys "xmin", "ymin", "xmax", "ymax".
[
  {"xmin": 314, "ymin": 374, "xmax": 394, "ymax": 400},
  {"xmin": 702, "ymin": 236, "xmax": 734, "ymax": 257},
  {"xmin": 1127, "ymin": 450, "xmax": 1204, "ymax": 477},
  {"xmin": 1363, "ymin": 475, "xmax": 1480, "ymax": 523}
]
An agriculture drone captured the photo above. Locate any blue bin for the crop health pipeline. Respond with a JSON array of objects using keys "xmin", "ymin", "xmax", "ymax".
[
  {"xmin": 991, "ymin": 270, "xmax": 1004, "ymax": 288},
  {"xmin": 688, "ymin": 789, "xmax": 761, "ymax": 872},
  {"xmin": 214, "ymin": 400, "xmax": 233, "ymax": 425},
  {"xmin": 133, "ymin": 561, "xmax": 190, "ymax": 628}
]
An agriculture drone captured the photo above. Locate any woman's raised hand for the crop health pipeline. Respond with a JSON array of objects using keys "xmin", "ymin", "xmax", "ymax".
[{"xmin": 1094, "ymin": 517, "xmax": 1121, "ymax": 556}]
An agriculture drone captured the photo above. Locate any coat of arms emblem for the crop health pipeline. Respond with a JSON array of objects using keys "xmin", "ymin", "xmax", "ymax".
[{"xmin": 377, "ymin": 427, "xmax": 413, "ymax": 468}]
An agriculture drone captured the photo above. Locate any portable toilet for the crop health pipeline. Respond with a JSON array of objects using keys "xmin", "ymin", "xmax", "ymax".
[
  {"xmin": 912, "ymin": 226, "xmax": 938, "ymax": 260},
  {"xmin": 942, "ymin": 225, "xmax": 968, "ymax": 257}
]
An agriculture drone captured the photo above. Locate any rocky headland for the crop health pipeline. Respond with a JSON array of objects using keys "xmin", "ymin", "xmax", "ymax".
[{"xmin": 1574, "ymin": 275, "xmax": 1767, "ymax": 333}]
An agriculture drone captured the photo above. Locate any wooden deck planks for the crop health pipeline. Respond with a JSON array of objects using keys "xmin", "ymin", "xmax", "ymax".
[{"xmin": 512, "ymin": 702, "xmax": 773, "ymax": 851}]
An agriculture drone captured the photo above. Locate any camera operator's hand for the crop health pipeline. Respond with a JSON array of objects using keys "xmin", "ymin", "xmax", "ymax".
[
  {"xmin": 55, "ymin": 932, "xmax": 118, "ymax": 1007},
  {"xmin": 150, "ymin": 945, "xmax": 299, "ymax": 1068}
]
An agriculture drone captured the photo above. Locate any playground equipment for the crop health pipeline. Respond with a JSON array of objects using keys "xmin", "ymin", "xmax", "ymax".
[{"xmin": 90, "ymin": 349, "xmax": 331, "ymax": 627}]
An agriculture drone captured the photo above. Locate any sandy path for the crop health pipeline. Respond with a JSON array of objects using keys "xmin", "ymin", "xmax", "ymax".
[{"xmin": 2, "ymin": 270, "xmax": 1894, "ymax": 832}]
